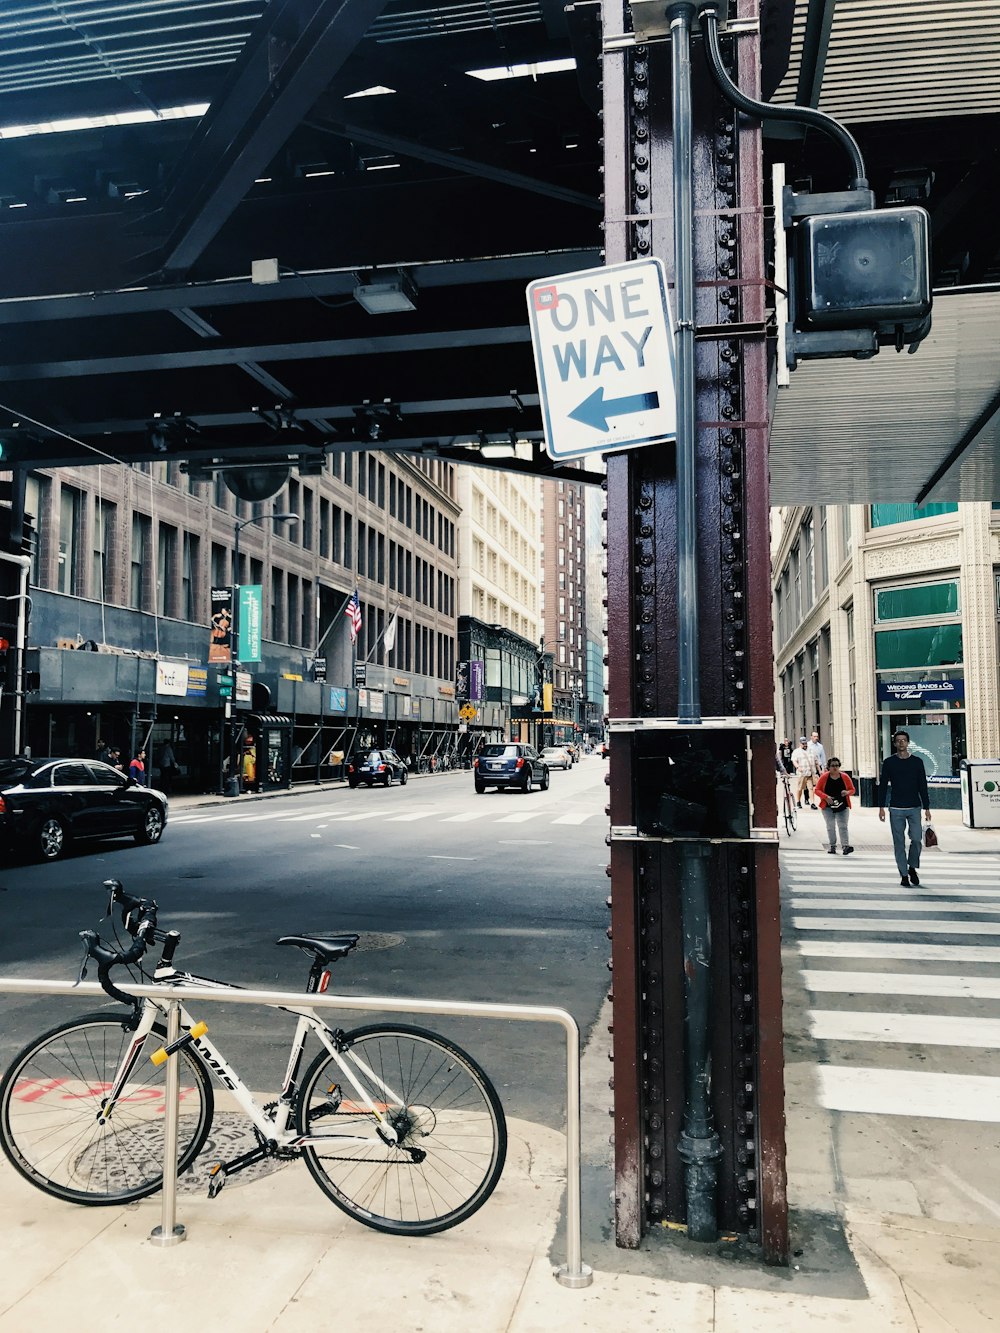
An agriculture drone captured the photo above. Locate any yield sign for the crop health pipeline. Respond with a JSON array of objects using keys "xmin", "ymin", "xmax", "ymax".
[{"xmin": 526, "ymin": 258, "xmax": 676, "ymax": 461}]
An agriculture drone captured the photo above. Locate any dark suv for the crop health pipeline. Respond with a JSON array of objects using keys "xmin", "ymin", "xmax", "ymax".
[
  {"xmin": 474, "ymin": 743, "xmax": 549, "ymax": 794},
  {"xmin": 346, "ymin": 748, "xmax": 408, "ymax": 788}
]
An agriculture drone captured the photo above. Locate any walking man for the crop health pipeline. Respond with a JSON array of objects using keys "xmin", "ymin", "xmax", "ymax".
[
  {"xmin": 807, "ymin": 730, "xmax": 827, "ymax": 776},
  {"xmin": 791, "ymin": 736, "xmax": 817, "ymax": 809},
  {"xmin": 878, "ymin": 729, "xmax": 932, "ymax": 884}
]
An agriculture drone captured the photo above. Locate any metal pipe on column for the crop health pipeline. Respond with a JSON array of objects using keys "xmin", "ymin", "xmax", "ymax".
[{"xmin": 669, "ymin": 0, "xmax": 722, "ymax": 1241}]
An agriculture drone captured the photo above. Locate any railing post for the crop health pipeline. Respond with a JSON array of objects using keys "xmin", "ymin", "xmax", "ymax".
[
  {"xmin": 150, "ymin": 999, "xmax": 186, "ymax": 1247},
  {"xmin": 556, "ymin": 1014, "xmax": 593, "ymax": 1287}
]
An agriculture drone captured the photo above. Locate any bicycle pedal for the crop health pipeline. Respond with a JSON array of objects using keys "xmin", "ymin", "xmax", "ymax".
[{"xmin": 207, "ymin": 1163, "xmax": 228, "ymax": 1198}]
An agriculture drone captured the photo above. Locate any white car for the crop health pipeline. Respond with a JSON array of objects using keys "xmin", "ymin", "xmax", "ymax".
[{"xmin": 540, "ymin": 746, "xmax": 572, "ymax": 770}]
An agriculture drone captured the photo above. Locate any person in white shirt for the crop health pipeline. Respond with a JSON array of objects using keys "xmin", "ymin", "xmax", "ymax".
[
  {"xmin": 807, "ymin": 730, "xmax": 827, "ymax": 777},
  {"xmin": 791, "ymin": 737, "xmax": 817, "ymax": 809}
]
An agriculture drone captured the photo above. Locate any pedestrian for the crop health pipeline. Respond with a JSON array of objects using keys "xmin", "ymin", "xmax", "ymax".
[
  {"xmin": 95, "ymin": 738, "xmax": 110, "ymax": 764},
  {"xmin": 129, "ymin": 749, "xmax": 147, "ymax": 785},
  {"xmin": 814, "ymin": 758, "xmax": 856, "ymax": 855},
  {"xmin": 791, "ymin": 736, "xmax": 817, "ymax": 809},
  {"xmin": 158, "ymin": 739, "xmax": 178, "ymax": 794},
  {"xmin": 109, "ymin": 748, "xmax": 124, "ymax": 773},
  {"xmin": 776, "ymin": 737, "xmax": 795, "ymax": 774},
  {"xmin": 878, "ymin": 729, "xmax": 932, "ymax": 885},
  {"xmin": 807, "ymin": 730, "xmax": 827, "ymax": 776}
]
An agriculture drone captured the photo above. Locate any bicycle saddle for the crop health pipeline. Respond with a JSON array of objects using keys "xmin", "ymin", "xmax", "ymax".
[{"xmin": 276, "ymin": 933, "xmax": 360, "ymax": 963}]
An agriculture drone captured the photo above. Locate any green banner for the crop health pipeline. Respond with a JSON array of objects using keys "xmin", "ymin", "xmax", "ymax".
[{"xmin": 238, "ymin": 584, "xmax": 263, "ymax": 663}]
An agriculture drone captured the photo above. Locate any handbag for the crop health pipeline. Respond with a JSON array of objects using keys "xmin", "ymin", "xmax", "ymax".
[{"xmin": 924, "ymin": 823, "xmax": 938, "ymax": 848}]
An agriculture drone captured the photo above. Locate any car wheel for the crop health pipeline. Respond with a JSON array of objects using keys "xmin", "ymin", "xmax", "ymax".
[
  {"xmin": 541, "ymin": 767, "xmax": 550, "ymax": 791},
  {"xmin": 348, "ymin": 779, "xmax": 358, "ymax": 789},
  {"xmin": 400, "ymin": 769, "xmax": 408, "ymax": 786},
  {"xmin": 521, "ymin": 772, "xmax": 531, "ymax": 794},
  {"xmin": 135, "ymin": 805, "xmax": 165, "ymax": 845},
  {"xmin": 475, "ymin": 779, "xmax": 486, "ymax": 794},
  {"xmin": 37, "ymin": 816, "xmax": 66, "ymax": 862},
  {"xmin": 383, "ymin": 773, "xmax": 391, "ymax": 787}
]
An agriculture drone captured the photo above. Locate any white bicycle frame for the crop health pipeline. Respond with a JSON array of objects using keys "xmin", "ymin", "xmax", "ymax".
[{"xmin": 103, "ymin": 971, "xmax": 401, "ymax": 1147}]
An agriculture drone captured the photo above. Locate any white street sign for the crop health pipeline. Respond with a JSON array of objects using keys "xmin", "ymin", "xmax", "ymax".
[{"xmin": 526, "ymin": 258, "xmax": 676, "ymax": 461}]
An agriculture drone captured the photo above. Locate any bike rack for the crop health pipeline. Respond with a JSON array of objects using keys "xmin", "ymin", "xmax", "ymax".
[{"xmin": 0, "ymin": 977, "xmax": 593, "ymax": 1288}]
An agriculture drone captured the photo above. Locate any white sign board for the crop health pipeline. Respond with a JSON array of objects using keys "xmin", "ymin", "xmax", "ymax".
[
  {"xmin": 155, "ymin": 660, "xmax": 188, "ymax": 697},
  {"xmin": 526, "ymin": 258, "xmax": 676, "ymax": 461}
]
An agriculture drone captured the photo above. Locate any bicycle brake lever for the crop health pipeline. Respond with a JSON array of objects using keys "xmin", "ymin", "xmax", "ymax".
[{"xmin": 76, "ymin": 930, "xmax": 96, "ymax": 985}]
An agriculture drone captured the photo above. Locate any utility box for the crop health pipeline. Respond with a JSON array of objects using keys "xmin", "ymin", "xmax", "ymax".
[{"xmin": 960, "ymin": 759, "xmax": 1000, "ymax": 828}]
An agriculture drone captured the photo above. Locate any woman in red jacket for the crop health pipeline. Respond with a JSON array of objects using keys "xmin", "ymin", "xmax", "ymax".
[{"xmin": 814, "ymin": 758, "xmax": 856, "ymax": 855}]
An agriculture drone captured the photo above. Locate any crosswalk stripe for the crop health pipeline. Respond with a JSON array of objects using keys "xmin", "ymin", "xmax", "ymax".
[
  {"xmin": 790, "ymin": 897, "xmax": 1000, "ymax": 915},
  {"xmin": 387, "ymin": 811, "xmax": 437, "ymax": 822},
  {"xmin": 802, "ymin": 970, "xmax": 1000, "ymax": 1000},
  {"xmin": 281, "ymin": 811, "xmax": 335, "ymax": 822},
  {"xmin": 786, "ymin": 884, "xmax": 1000, "ymax": 898},
  {"xmin": 817, "ymin": 1066, "xmax": 1000, "ymax": 1122},
  {"xmin": 810, "ymin": 1010, "xmax": 1000, "ymax": 1048},
  {"xmin": 321, "ymin": 811, "xmax": 383, "ymax": 822},
  {"xmin": 551, "ymin": 813, "xmax": 594, "ymax": 825},
  {"xmin": 783, "ymin": 867, "xmax": 1000, "ymax": 882},
  {"xmin": 495, "ymin": 811, "xmax": 543, "ymax": 823},
  {"xmin": 796, "ymin": 940, "xmax": 1000, "ymax": 963},
  {"xmin": 441, "ymin": 811, "xmax": 487, "ymax": 822},
  {"xmin": 792, "ymin": 916, "xmax": 1000, "ymax": 935}
]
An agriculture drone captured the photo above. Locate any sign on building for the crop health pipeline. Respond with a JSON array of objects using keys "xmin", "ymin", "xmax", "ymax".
[
  {"xmin": 156, "ymin": 660, "xmax": 188, "ymax": 697},
  {"xmin": 239, "ymin": 584, "xmax": 263, "ymax": 663},
  {"xmin": 209, "ymin": 587, "xmax": 233, "ymax": 664},
  {"xmin": 526, "ymin": 258, "xmax": 676, "ymax": 461}
]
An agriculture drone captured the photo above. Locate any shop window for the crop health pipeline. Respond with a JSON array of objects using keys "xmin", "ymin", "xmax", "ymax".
[
  {"xmin": 875, "ymin": 581, "xmax": 959, "ymax": 623},
  {"xmin": 875, "ymin": 623, "xmax": 962, "ymax": 670},
  {"xmin": 870, "ymin": 502, "xmax": 958, "ymax": 527}
]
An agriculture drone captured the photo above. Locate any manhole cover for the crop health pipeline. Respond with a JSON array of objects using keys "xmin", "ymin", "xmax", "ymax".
[{"xmin": 180, "ymin": 1112, "xmax": 291, "ymax": 1194}]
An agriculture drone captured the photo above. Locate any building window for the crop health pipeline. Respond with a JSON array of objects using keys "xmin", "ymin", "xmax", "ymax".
[
  {"xmin": 870, "ymin": 502, "xmax": 959, "ymax": 527},
  {"xmin": 157, "ymin": 523, "xmax": 177, "ymax": 617},
  {"xmin": 58, "ymin": 485, "xmax": 81, "ymax": 594},
  {"xmin": 182, "ymin": 532, "xmax": 199, "ymax": 622},
  {"xmin": 92, "ymin": 498, "xmax": 115, "ymax": 601},
  {"xmin": 130, "ymin": 515, "xmax": 150, "ymax": 609},
  {"xmin": 873, "ymin": 578, "xmax": 965, "ymax": 779}
]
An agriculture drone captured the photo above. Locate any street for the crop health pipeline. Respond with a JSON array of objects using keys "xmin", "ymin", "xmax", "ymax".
[{"xmin": 0, "ymin": 758, "xmax": 609, "ymax": 1124}]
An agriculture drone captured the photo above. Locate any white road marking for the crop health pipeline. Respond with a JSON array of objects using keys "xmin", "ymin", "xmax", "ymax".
[
  {"xmin": 790, "ymin": 897, "xmax": 1000, "ymax": 915},
  {"xmin": 320, "ymin": 811, "xmax": 383, "ymax": 822},
  {"xmin": 817, "ymin": 1065, "xmax": 1000, "ymax": 1123},
  {"xmin": 334, "ymin": 844, "xmax": 358, "ymax": 849},
  {"xmin": 796, "ymin": 941, "xmax": 1000, "ymax": 964},
  {"xmin": 802, "ymin": 970, "xmax": 1000, "ymax": 1000},
  {"xmin": 788, "ymin": 885, "xmax": 1000, "ymax": 898},
  {"xmin": 387, "ymin": 811, "xmax": 438, "ymax": 822},
  {"xmin": 792, "ymin": 917, "xmax": 1000, "ymax": 935},
  {"xmin": 551, "ymin": 813, "xmax": 594, "ymax": 825},
  {"xmin": 495, "ymin": 811, "xmax": 543, "ymax": 823},
  {"xmin": 441, "ymin": 811, "xmax": 487, "ymax": 822},
  {"xmin": 809, "ymin": 1010, "xmax": 1000, "ymax": 1048},
  {"xmin": 427, "ymin": 854, "xmax": 476, "ymax": 861}
]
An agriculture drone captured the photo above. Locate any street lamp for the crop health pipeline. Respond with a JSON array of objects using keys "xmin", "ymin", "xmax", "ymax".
[{"xmin": 226, "ymin": 509, "xmax": 299, "ymax": 794}]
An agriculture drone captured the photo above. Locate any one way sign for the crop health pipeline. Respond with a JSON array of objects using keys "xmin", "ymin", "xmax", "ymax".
[{"xmin": 526, "ymin": 258, "xmax": 676, "ymax": 461}]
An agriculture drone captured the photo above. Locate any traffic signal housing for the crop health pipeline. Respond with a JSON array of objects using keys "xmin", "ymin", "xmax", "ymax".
[{"xmin": 781, "ymin": 185, "xmax": 932, "ymax": 370}]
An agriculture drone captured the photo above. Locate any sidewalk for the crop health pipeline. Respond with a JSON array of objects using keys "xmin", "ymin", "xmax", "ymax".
[{"xmin": 2, "ymin": 795, "xmax": 1000, "ymax": 1329}]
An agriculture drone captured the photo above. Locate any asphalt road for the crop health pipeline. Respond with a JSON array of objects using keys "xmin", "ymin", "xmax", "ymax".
[{"xmin": 0, "ymin": 758, "xmax": 609, "ymax": 1125}]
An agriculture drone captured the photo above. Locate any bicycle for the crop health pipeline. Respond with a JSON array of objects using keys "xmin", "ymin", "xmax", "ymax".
[
  {"xmin": 779, "ymin": 771, "xmax": 797, "ymax": 836},
  {"xmin": 0, "ymin": 880, "xmax": 507, "ymax": 1236}
]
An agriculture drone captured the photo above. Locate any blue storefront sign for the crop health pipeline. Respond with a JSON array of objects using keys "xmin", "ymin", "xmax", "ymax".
[
  {"xmin": 877, "ymin": 678, "xmax": 964, "ymax": 705},
  {"xmin": 328, "ymin": 687, "xmax": 347, "ymax": 713}
]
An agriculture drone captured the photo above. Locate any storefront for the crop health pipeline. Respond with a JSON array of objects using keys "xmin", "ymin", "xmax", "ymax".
[{"xmin": 873, "ymin": 578, "xmax": 965, "ymax": 798}]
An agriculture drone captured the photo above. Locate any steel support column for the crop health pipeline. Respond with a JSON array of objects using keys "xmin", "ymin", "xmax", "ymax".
[{"xmin": 603, "ymin": 0, "xmax": 788, "ymax": 1261}]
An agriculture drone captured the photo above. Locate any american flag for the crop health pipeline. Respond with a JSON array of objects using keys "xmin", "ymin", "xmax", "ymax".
[{"xmin": 345, "ymin": 590, "xmax": 362, "ymax": 644}]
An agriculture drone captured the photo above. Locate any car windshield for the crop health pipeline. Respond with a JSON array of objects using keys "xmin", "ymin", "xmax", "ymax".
[{"xmin": 481, "ymin": 745, "xmax": 518, "ymax": 758}]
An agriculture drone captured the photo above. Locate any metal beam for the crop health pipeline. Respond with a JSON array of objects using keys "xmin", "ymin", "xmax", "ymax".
[
  {"xmin": 309, "ymin": 116, "xmax": 600, "ymax": 212},
  {"xmin": 0, "ymin": 250, "xmax": 600, "ymax": 326},
  {"xmin": 239, "ymin": 361, "xmax": 297, "ymax": 399},
  {"xmin": 795, "ymin": 0, "xmax": 838, "ymax": 108},
  {"xmin": 0, "ymin": 326, "xmax": 531, "ymax": 382},
  {"xmin": 153, "ymin": 0, "xmax": 391, "ymax": 275}
]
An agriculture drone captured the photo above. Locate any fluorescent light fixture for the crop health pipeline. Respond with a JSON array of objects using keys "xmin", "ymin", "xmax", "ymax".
[
  {"xmin": 467, "ymin": 58, "xmax": 576, "ymax": 82},
  {"xmin": 0, "ymin": 102, "xmax": 209, "ymax": 142},
  {"xmin": 304, "ymin": 168, "xmax": 337, "ymax": 178},
  {"xmin": 344, "ymin": 85, "xmax": 396, "ymax": 99},
  {"xmin": 366, "ymin": 162, "xmax": 400, "ymax": 171},
  {"xmin": 353, "ymin": 271, "xmax": 417, "ymax": 314},
  {"xmin": 480, "ymin": 442, "xmax": 515, "ymax": 459}
]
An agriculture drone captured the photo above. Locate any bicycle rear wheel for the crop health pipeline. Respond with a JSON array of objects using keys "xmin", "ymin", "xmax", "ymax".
[
  {"xmin": 298, "ymin": 1024, "xmax": 506, "ymax": 1236},
  {"xmin": 0, "ymin": 1012, "xmax": 214, "ymax": 1205},
  {"xmin": 783, "ymin": 792, "xmax": 797, "ymax": 835}
]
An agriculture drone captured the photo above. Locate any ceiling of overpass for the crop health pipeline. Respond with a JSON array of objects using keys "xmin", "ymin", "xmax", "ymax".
[{"xmin": 0, "ymin": 1, "xmax": 997, "ymax": 503}]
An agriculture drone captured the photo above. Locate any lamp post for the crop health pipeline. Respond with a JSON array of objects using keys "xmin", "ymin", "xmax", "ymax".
[{"xmin": 227, "ymin": 509, "xmax": 298, "ymax": 793}]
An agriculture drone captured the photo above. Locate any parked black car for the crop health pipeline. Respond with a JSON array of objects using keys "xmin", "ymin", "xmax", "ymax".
[
  {"xmin": 474, "ymin": 743, "xmax": 550, "ymax": 794},
  {"xmin": 346, "ymin": 748, "xmax": 409, "ymax": 788},
  {"xmin": 0, "ymin": 758, "xmax": 168, "ymax": 862}
]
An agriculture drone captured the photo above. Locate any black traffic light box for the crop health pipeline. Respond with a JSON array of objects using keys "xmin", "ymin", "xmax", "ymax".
[{"xmin": 782, "ymin": 186, "xmax": 932, "ymax": 368}]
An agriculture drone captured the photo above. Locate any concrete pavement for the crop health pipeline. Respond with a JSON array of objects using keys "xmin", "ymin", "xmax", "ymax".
[{"xmin": 2, "ymin": 790, "xmax": 1000, "ymax": 1330}]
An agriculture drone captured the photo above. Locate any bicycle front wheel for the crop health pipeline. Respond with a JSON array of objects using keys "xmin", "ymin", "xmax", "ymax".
[
  {"xmin": 298, "ymin": 1024, "xmax": 506, "ymax": 1236},
  {"xmin": 0, "ymin": 1012, "xmax": 214, "ymax": 1205}
]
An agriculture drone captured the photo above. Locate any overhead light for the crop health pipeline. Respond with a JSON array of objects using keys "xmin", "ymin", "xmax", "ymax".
[
  {"xmin": 345, "ymin": 85, "xmax": 396, "ymax": 99},
  {"xmin": 480, "ymin": 438, "xmax": 515, "ymax": 459},
  {"xmin": 467, "ymin": 58, "xmax": 577, "ymax": 82},
  {"xmin": 0, "ymin": 103, "xmax": 209, "ymax": 142},
  {"xmin": 353, "ymin": 271, "xmax": 417, "ymax": 314}
]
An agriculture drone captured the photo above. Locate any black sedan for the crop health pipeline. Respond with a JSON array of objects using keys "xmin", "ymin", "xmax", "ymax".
[
  {"xmin": 346, "ymin": 748, "xmax": 409, "ymax": 788},
  {"xmin": 474, "ymin": 743, "xmax": 550, "ymax": 794},
  {"xmin": 0, "ymin": 758, "xmax": 168, "ymax": 862}
]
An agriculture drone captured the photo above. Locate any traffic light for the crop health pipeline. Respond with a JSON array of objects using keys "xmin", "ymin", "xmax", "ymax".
[{"xmin": 781, "ymin": 185, "xmax": 932, "ymax": 369}]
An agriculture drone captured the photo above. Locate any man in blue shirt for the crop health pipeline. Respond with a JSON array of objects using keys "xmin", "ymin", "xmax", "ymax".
[{"xmin": 878, "ymin": 730, "xmax": 932, "ymax": 885}]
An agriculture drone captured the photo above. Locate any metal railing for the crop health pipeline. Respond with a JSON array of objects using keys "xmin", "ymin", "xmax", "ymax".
[{"xmin": 0, "ymin": 977, "xmax": 593, "ymax": 1288}]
